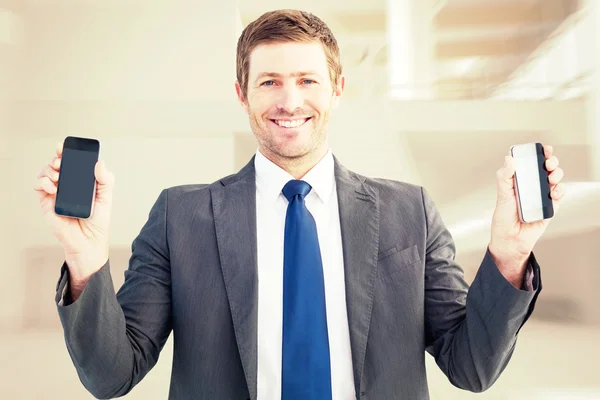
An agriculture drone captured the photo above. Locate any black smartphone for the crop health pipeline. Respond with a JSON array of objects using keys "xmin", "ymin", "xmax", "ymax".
[
  {"xmin": 510, "ymin": 142, "xmax": 554, "ymax": 223},
  {"xmin": 54, "ymin": 136, "xmax": 100, "ymax": 219}
]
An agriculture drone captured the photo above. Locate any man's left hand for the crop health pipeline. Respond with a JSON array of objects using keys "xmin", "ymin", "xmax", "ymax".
[{"xmin": 488, "ymin": 144, "xmax": 566, "ymax": 287}]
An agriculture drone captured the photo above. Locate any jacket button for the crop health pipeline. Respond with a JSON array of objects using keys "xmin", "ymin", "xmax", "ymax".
[{"xmin": 360, "ymin": 391, "xmax": 366, "ymax": 396}]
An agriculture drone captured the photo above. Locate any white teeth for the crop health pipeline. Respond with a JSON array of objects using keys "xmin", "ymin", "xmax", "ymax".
[{"xmin": 274, "ymin": 118, "xmax": 308, "ymax": 128}]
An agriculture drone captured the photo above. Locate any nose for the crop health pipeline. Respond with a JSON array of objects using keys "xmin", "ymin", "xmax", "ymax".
[{"xmin": 277, "ymin": 85, "xmax": 304, "ymax": 114}]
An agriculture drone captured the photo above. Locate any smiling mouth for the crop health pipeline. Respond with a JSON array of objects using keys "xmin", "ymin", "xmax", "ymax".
[{"xmin": 269, "ymin": 117, "xmax": 312, "ymax": 129}]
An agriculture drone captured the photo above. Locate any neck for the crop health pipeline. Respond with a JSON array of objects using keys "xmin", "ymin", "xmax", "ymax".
[{"xmin": 260, "ymin": 147, "xmax": 329, "ymax": 180}]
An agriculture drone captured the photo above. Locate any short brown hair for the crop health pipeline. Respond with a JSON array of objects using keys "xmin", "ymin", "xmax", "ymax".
[{"xmin": 236, "ymin": 9, "xmax": 342, "ymax": 100}]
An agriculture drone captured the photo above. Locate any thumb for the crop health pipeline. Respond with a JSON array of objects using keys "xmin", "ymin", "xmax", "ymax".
[{"xmin": 496, "ymin": 156, "xmax": 516, "ymax": 203}]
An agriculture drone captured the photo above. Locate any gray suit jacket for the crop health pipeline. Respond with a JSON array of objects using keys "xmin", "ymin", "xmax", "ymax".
[{"xmin": 55, "ymin": 155, "xmax": 541, "ymax": 399}]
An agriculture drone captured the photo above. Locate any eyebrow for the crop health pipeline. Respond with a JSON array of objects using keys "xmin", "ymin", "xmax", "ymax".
[{"xmin": 254, "ymin": 71, "xmax": 322, "ymax": 83}]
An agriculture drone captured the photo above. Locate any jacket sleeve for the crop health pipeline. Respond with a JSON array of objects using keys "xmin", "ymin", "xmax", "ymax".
[
  {"xmin": 421, "ymin": 187, "xmax": 542, "ymax": 393},
  {"xmin": 55, "ymin": 189, "xmax": 172, "ymax": 399}
]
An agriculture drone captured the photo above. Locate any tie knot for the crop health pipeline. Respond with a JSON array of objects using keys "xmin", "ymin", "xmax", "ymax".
[{"xmin": 282, "ymin": 180, "xmax": 312, "ymax": 201}]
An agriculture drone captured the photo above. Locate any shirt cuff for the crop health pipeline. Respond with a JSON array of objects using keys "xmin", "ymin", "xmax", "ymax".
[
  {"xmin": 57, "ymin": 282, "xmax": 69, "ymax": 306},
  {"xmin": 521, "ymin": 261, "xmax": 535, "ymax": 291}
]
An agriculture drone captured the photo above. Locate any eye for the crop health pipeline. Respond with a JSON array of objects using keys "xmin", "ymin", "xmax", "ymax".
[
  {"xmin": 302, "ymin": 79, "xmax": 316, "ymax": 85},
  {"xmin": 261, "ymin": 80, "xmax": 275, "ymax": 87}
]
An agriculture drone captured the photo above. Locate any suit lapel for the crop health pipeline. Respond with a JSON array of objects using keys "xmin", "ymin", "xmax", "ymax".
[
  {"xmin": 211, "ymin": 157, "xmax": 258, "ymax": 400},
  {"xmin": 334, "ymin": 156, "xmax": 380, "ymax": 397}
]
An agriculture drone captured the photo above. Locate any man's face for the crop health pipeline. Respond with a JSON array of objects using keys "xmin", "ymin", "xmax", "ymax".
[{"xmin": 236, "ymin": 41, "xmax": 344, "ymax": 161}]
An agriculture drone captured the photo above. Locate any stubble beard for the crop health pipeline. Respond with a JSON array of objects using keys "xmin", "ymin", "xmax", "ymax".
[{"xmin": 249, "ymin": 110, "xmax": 330, "ymax": 164}]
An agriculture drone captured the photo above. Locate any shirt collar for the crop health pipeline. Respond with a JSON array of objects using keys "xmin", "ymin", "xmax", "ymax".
[{"xmin": 254, "ymin": 148, "xmax": 335, "ymax": 204}]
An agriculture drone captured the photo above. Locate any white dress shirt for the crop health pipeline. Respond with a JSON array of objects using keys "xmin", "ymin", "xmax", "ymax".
[{"xmin": 255, "ymin": 149, "xmax": 356, "ymax": 400}]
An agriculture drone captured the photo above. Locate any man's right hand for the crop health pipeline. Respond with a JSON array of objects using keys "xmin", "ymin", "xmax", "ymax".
[{"xmin": 34, "ymin": 141, "xmax": 115, "ymax": 300}]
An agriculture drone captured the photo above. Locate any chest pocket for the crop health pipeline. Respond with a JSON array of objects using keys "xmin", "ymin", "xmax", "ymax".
[{"xmin": 377, "ymin": 244, "xmax": 421, "ymax": 277}]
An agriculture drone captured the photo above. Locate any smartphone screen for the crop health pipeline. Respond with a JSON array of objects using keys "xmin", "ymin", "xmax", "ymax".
[
  {"xmin": 55, "ymin": 137, "xmax": 100, "ymax": 219},
  {"xmin": 511, "ymin": 142, "xmax": 554, "ymax": 223}
]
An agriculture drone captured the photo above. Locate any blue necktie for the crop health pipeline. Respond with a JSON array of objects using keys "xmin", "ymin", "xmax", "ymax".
[{"xmin": 281, "ymin": 180, "xmax": 332, "ymax": 400}]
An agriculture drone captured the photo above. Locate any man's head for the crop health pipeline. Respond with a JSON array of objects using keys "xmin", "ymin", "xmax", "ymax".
[{"xmin": 235, "ymin": 9, "xmax": 345, "ymax": 165}]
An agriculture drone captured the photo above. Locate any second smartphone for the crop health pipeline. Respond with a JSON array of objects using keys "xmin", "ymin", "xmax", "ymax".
[{"xmin": 510, "ymin": 142, "xmax": 554, "ymax": 223}]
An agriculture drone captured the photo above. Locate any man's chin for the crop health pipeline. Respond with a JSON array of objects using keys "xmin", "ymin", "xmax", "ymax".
[
  {"xmin": 275, "ymin": 148, "xmax": 310, "ymax": 160},
  {"xmin": 267, "ymin": 143, "xmax": 313, "ymax": 160}
]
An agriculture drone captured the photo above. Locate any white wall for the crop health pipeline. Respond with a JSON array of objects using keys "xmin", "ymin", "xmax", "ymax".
[{"xmin": 0, "ymin": 5, "xmax": 19, "ymax": 327}]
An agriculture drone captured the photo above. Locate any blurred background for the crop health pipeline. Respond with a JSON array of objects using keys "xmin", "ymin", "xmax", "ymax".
[{"xmin": 0, "ymin": 0, "xmax": 599, "ymax": 398}]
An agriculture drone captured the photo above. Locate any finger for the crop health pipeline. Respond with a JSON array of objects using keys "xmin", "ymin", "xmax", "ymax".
[
  {"xmin": 37, "ymin": 165, "xmax": 60, "ymax": 182},
  {"xmin": 33, "ymin": 176, "xmax": 57, "ymax": 197},
  {"xmin": 56, "ymin": 142, "xmax": 63, "ymax": 157},
  {"xmin": 95, "ymin": 160, "xmax": 115, "ymax": 187},
  {"xmin": 550, "ymin": 183, "xmax": 565, "ymax": 215},
  {"xmin": 551, "ymin": 183, "xmax": 565, "ymax": 213},
  {"xmin": 545, "ymin": 156, "xmax": 559, "ymax": 171},
  {"xmin": 548, "ymin": 167, "xmax": 564, "ymax": 186},
  {"xmin": 544, "ymin": 144, "xmax": 553, "ymax": 159},
  {"xmin": 51, "ymin": 156, "xmax": 61, "ymax": 171},
  {"xmin": 550, "ymin": 182, "xmax": 565, "ymax": 200}
]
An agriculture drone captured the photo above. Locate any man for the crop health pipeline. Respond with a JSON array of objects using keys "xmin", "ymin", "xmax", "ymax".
[{"xmin": 34, "ymin": 9, "xmax": 566, "ymax": 400}]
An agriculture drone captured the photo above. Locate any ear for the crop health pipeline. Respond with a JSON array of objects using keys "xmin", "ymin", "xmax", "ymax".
[
  {"xmin": 331, "ymin": 75, "xmax": 345, "ymax": 108},
  {"xmin": 235, "ymin": 81, "xmax": 249, "ymax": 113}
]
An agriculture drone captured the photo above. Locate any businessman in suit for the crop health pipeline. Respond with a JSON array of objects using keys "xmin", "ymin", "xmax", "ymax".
[{"xmin": 35, "ymin": 9, "xmax": 566, "ymax": 400}]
